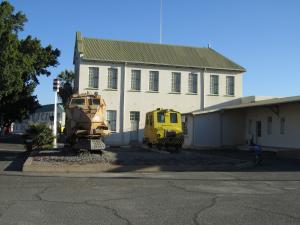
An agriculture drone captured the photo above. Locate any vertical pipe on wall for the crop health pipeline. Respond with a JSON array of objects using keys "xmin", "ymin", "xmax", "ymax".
[{"xmin": 119, "ymin": 63, "xmax": 127, "ymax": 144}]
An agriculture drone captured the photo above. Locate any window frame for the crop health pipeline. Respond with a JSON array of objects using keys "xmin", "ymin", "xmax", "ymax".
[
  {"xmin": 130, "ymin": 111, "xmax": 140, "ymax": 121},
  {"xmin": 280, "ymin": 117, "xmax": 286, "ymax": 134},
  {"xmin": 170, "ymin": 113, "xmax": 178, "ymax": 123},
  {"xmin": 171, "ymin": 72, "xmax": 181, "ymax": 93},
  {"xmin": 88, "ymin": 67, "xmax": 99, "ymax": 89},
  {"xmin": 226, "ymin": 76, "xmax": 235, "ymax": 96},
  {"xmin": 188, "ymin": 73, "xmax": 198, "ymax": 94},
  {"xmin": 149, "ymin": 71, "xmax": 159, "ymax": 92},
  {"xmin": 210, "ymin": 75, "xmax": 219, "ymax": 95},
  {"xmin": 131, "ymin": 70, "xmax": 141, "ymax": 91},
  {"xmin": 108, "ymin": 68, "xmax": 118, "ymax": 90},
  {"xmin": 107, "ymin": 110, "xmax": 117, "ymax": 132}
]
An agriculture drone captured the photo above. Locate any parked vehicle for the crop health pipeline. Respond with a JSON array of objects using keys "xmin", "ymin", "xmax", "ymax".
[
  {"xmin": 65, "ymin": 93, "xmax": 110, "ymax": 151},
  {"xmin": 143, "ymin": 108, "xmax": 184, "ymax": 152}
]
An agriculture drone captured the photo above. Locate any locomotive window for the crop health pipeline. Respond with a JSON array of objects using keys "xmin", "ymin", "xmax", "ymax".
[
  {"xmin": 88, "ymin": 98, "xmax": 100, "ymax": 105},
  {"xmin": 170, "ymin": 113, "xmax": 178, "ymax": 123},
  {"xmin": 70, "ymin": 98, "xmax": 85, "ymax": 105},
  {"xmin": 157, "ymin": 112, "xmax": 165, "ymax": 123}
]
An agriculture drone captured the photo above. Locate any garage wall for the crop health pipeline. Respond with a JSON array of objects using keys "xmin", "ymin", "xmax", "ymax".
[
  {"xmin": 245, "ymin": 104, "xmax": 300, "ymax": 149},
  {"xmin": 193, "ymin": 112, "xmax": 221, "ymax": 147},
  {"xmin": 222, "ymin": 110, "xmax": 246, "ymax": 146}
]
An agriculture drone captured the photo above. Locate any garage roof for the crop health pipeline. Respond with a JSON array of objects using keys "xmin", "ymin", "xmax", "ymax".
[{"xmin": 191, "ymin": 95, "xmax": 300, "ymax": 115}]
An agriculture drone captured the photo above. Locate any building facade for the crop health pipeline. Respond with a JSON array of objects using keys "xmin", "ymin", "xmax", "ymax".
[
  {"xmin": 73, "ymin": 32, "xmax": 245, "ymax": 145},
  {"xmin": 13, "ymin": 104, "xmax": 65, "ymax": 134}
]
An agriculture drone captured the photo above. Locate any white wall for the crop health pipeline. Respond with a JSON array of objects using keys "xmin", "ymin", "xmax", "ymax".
[
  {"xmin": 75, "ymin": 58, "xmax": 244, "ymax": 145},
  {"xmin": 203, "ymin": 70, "xmax": 243, "ymax": 109},
  {"xmin": 245, "ymin": 103, "xmax": 300, "ymax": 149},
  {"xmin": 192, "ymin": 112, "xmax": 221, "ymax": 148},
  {"xmin": 222, "ymin": 110, "xmax": 246, "ymax": 146}
]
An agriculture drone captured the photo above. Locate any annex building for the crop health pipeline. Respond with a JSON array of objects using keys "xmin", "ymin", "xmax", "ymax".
[{"xmin": 73, "ymin": 32, "xmax": 245, "ymax": 145}]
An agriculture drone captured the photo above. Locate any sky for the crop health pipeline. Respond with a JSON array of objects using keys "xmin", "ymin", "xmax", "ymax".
[{"xmin": 8, "ymin": 0, "xmax": 300, "ymax": 104}]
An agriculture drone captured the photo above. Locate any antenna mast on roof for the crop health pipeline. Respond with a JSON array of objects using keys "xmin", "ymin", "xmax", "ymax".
[{"xmin": 160, "ymin": 0, "xmax": 163, "ymax": 44}]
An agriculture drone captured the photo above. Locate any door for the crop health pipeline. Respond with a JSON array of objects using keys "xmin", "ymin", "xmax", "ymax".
[
  {"xmin": 130, "ymin": 111, "xmax": 140, "ymax": 143},
  {"xmin": 256, "ymin": 121, "xmax": 262, "ymax": 144}
]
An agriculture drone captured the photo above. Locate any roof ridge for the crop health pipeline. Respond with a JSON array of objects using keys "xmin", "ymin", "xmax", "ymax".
[{"xmin": 83, "ymin": 36, "xmax": 208, "ymax": 50}]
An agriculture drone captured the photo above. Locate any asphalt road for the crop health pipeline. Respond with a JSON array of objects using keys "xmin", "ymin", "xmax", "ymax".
[{"xmin": 0, "ymin": 138, "xmax": 300, "ymax": 225}]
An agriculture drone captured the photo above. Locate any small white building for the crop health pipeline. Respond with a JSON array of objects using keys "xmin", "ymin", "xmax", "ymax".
[
  {"xmin": 183, "ymin": 96, "xmax": 300, "ymax": 150},
  {"xmin": 73, "ymin": 32, "xmax": 245, "ymax": 145},
  {"xmin": 13, "ymin": 104, "xmax": 65, "ymax": 134}
]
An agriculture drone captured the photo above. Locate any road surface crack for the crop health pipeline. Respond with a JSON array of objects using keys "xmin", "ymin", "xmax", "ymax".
[
  {"xmin": 34, "ymin": 185, "xmax": 54, "ymax": 201},
  {"xmin": 85, "ymin": 201, "xmax": 132, "ymax": 225},
  {"xmin": 192, "ymin": 196, "xmax": 218, "ymax": 225}
]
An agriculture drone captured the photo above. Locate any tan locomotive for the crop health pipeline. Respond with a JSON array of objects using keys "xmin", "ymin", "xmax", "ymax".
[{"xmin": 65, "ymin": 93, "xmax": 110, "ymax": 150}]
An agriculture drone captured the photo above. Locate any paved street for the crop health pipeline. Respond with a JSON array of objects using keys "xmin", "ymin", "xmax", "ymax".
[
  {"xmin": 0, "ymin": 138, "xmax": 300, "ymax": 225},
  {"xmin": 1, "ymin": 172, "xmax": 300, "ymax": 225}
]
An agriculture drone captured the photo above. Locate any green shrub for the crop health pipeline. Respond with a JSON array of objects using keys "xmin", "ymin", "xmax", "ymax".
[{"xmin": 24, "ymin": 123, "xmax": 54, "ymax": 148}]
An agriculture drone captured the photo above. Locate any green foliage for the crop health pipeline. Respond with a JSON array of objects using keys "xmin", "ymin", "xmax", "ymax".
[
  {"xmin": 25, "ymin": 123, "xmax": 54, "ymax": 148},
  {"xmin": 58, "ymin": 70, "xmax": 75, "ymax": 108},
  {"xmin": 0, "ymin": 1, "xmax": 60, "ymax": 126}
]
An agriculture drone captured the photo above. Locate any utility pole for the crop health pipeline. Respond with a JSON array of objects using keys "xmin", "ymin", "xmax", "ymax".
[
  {"xmin": 53, "ymin": 78, "xmax": 60, "ymax": 148},
  {"xmin": 160, "ymin": 0, "xmax": 163, "ymax": 44}
]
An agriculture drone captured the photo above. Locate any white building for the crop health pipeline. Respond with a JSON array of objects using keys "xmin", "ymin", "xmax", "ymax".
[
  {"xmin": 73, "ymin": 32, "xmax": 245, "ymax": 145},
  {"xmin": 13, "ymin": 104, "xmax": 65, "ymax": 134},
  {"xmin": 183, "ymin": 96, "xmax": 300, "ymax": 150}
]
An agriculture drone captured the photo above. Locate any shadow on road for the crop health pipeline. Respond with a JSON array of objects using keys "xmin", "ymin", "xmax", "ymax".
[{"xmin": 0, "ymin": 134, "xmax": 28, "ymax": 172}]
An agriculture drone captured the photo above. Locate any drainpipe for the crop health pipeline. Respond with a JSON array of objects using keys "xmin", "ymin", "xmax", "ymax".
[
  {"xmin": 120, "ymin": 62, "xmax": 127, "ymax": 144},
  {"xmin": 200, "ymin": 68, "xmax": 206, "ymax": 110}
]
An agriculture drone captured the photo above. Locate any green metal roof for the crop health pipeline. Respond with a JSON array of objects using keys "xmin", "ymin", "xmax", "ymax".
[{"xmin": 75, "ymin": 32, "xmax": 246, "ymax": 72}]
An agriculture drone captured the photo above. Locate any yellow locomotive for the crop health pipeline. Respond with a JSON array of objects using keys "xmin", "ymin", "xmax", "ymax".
[{"xmin": 143, "ymin": 108, "xmax": 184, "ymax": 151}]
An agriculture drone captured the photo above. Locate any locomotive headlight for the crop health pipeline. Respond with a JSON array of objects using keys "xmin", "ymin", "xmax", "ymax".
[{"xmin": 92, "ymin": 115, "xmax": 101, "ymax": 122}]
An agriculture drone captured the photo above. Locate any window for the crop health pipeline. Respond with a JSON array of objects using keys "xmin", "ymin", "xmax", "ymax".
[
  {"xmin": 267, "ymin": 117, "xmax": 272, "ymax": 135},
  {"xmin": 130, "ymin": 111, "xmax": 140, "ymax": 121},
  {"xmin": 210, "ymin": 75, "xmax": 219, "ymax": 95},
  {"xmin": 107, "ymin": 110, "xmax": 117, "ymax": 132},
  {"xmin": 226, "ymin": 76, "xmax": 235, "ymax": 96},
  {"xmin": 108, "ymin": 68, "xmax": 118, "ymax": 89},
  {"xmin": 88, "ymin": 67, "xmax": 99, "ymax": 88},
  {"xmin": 88, "ymin": 98, "xmax": 100, "ymax": 105},
  {"xmin": 170, "ymin": 113, "xmax": 178, "ymax": 123},
  {"xmin": 157, "ymin": 112, "xmax": 165, "ymax": 123},
  {"xmin": 280, "ymin": 117, "xmax": 286, "ymax": 134},
  {"xmin": 70, "ymin": 98, "xmax": 85, "ymax": 105},
  {"xmin": 188, "ymin": 73, "xmax": 198, "ymax": 93},
  {"xmin": 149, "ymin": 71, "xmax": 159, "ymax": 92},
  {"xmin": 131, "ymin": 70, "xmax": 141, "ymax": 90},
  {"xmin": 171, "ymin": 72, "xmax": 181, "ymax": 93}
]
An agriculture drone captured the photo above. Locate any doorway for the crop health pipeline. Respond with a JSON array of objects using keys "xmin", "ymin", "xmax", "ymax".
[{"xmin": 130, "ymin": 111, "xmax": 140, "ymax": 143}]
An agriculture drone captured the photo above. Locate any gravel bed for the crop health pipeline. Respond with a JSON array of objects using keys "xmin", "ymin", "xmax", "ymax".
[{"xmin": 31, "ymin": 147, "xmax": 247, "ymax": 166}]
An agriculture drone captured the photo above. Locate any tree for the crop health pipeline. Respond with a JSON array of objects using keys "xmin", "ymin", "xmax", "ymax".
[
  {"xmin": 58, "ymin": 70, "xmax": 75, "ymax": 108},
  {"xmin": 0, "ymin": 1, "xmax": 60, "ymax": 128}
]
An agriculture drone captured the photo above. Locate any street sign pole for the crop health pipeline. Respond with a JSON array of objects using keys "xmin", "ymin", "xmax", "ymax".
[{"xmin": 53, "ymin": 78, "xmax": 60, "ymax": 148}]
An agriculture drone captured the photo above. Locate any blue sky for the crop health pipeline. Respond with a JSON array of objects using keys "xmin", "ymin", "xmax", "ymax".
[{"xmin": 9, "ymin": 0, "xmax": 300, "ymax": 104}]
